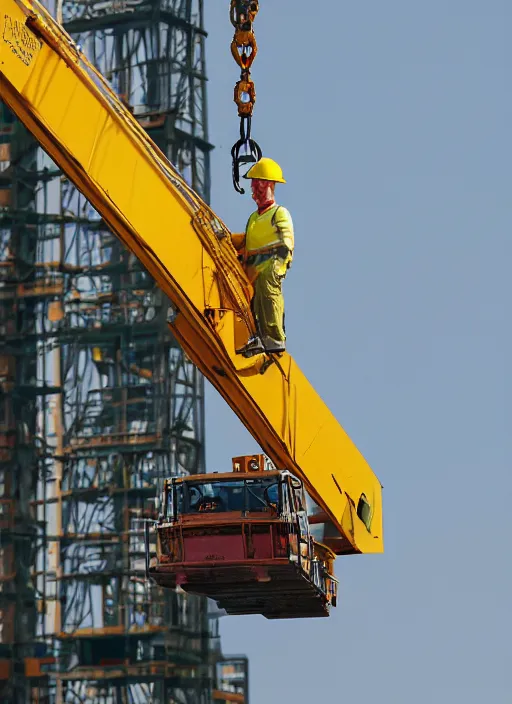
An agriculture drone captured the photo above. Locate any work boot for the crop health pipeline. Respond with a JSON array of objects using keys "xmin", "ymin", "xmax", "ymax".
[
  {"xmin": 236, "ymin": 335, "xmax": 264, "ymax": 357},
  {"xmin": 262, "ymin": 336, "xmax": 286, "ymax": 354}
]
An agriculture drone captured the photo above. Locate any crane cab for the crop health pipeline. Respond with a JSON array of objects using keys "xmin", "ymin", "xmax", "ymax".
[{"xmin": 145, "ymin": 455, "xmax": 338, "ymax": 619}]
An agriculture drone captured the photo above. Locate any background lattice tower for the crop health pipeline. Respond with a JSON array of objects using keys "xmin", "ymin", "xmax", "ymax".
[
  {"xmin": 0, "ymin": 0, "xmax": 248, "ymax": 701},
  {"xmin": 0, "ymin": 100, "xmax": 56, "ymax": 704}
]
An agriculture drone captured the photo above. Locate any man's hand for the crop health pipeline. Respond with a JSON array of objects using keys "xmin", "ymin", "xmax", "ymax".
[{"xmin": 231, "ymin": 233, "xmax": 246, "ymax": 251}]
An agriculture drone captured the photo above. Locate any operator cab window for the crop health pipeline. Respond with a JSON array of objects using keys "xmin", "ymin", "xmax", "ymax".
[{"xmin": 176, "ymin": 478, "xmax": 281, "ymax": 515}]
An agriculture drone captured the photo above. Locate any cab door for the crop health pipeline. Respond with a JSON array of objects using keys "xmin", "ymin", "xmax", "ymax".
[{"xmin": 291, "ymin": 479, "xmax": 312, "ymax": 571}]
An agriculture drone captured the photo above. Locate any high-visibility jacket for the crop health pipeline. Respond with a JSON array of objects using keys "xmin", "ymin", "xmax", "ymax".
[{"xmin": 245, "ymin": 204, "xmax": 294, "ymax": 270}]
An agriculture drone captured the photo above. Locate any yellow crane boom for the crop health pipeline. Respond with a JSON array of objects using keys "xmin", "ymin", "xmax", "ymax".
[{"xmin": 0, "ymin": 0, "xmax": 383, "ymax": 555}]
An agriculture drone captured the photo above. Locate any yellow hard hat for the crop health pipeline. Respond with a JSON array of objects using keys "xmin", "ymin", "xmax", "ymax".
[{"xmin": 244, "ymin": 157, "xmax": 286, "ymax": 183}]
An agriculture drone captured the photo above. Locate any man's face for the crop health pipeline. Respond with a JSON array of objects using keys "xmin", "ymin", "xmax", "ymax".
[{"xmin": 251, "ymin": 179, "xmax": 275, "ymax": 207}]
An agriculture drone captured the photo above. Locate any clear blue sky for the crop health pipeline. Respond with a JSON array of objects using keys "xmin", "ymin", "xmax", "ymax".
[{"xmin": 203, "ymin": 2, "xmax": 511, "ymax": 702}]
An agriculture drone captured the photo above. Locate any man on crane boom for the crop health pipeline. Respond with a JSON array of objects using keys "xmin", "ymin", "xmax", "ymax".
[{"xmin": 232, "ymin": 157, "xmax": 294, "ymax": 356}]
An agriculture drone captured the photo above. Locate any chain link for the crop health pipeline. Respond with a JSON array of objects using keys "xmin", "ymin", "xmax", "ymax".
[{"xmin": 230, "ymin": 1, "xmax": 262, "ymax": 194}]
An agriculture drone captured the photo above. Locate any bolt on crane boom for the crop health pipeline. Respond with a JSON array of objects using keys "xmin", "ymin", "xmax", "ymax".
[{"xmin": 0, "ymin": 0, "xmax": 383, "ymax": 617}]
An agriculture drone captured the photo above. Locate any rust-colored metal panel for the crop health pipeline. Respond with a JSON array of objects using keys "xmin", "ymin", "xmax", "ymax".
[
  {"xmin": 0, "ymin": 660, "xmax": 11, "ymax": 680},
  {"xmin": 24, "ymin": 658, "xmax": 55, "ymax": 678},
  {"xmin": 0, "ymin": 604, "xmax": 15, "ymax": 643}
]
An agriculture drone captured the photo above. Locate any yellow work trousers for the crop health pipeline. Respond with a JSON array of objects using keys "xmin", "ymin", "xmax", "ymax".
[{"xmin": 247, "ymin": 254, "xmax": 287, "ymax": 343}]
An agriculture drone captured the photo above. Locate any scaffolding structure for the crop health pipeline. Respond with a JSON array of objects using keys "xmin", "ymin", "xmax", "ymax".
[{"xmin": 0, "ymin": 0, "xmax": 249, "ymax": 701}]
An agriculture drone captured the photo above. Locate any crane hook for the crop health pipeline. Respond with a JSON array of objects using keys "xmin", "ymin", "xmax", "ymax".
[{"xmin": 231, "ymin": 116, "xmax": 262, "ymax": 194}]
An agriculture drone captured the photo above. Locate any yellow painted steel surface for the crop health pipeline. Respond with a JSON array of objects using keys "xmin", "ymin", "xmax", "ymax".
[{"xmin": 0, "ymin": 0, "xmax": 383, "ymax": 555}]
